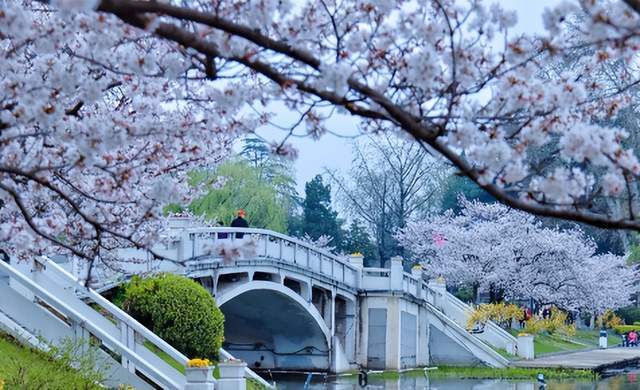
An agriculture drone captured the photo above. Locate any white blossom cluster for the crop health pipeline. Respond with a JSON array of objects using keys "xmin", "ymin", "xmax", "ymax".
[
  {"xmin": 397, "ymin": 198, "xmax": 636, "ymax": 314},
  {"xmin": 0, "ymin": 2, "xmax": 263, "ymax": 275}
]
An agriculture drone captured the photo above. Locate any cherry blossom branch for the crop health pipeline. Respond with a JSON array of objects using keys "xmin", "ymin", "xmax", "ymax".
[{"xmin": 84, "ymin": 0, "xmax": 640, "ymax": 231}]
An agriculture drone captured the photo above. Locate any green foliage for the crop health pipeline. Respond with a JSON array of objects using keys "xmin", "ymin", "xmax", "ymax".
[
  {"xmin": 615, "ymin": 306, "xmax": 640, "ymax": 324},
  {"xmin": 451, "ymin": 285, "xmax": 475, "ymax": 303},
  {"xmin": 612, "ymin": 325, "xmax": 640, "ymax": 334},
  {"xmin": 342, "ymin": 220, "xmax": 378, "ymax": 265},
  {"xmin": 439, "ymin": 175, "xmax": 495, "ymax": 213},
  {"xmin": 597, "ymin": 309, "xmax": 623, "ymax": 329},
  {"xmin": 122, "ymin": 274, "xmax": 225, "ymax": 360},
  {"xmin": 627, "ymin": 244, "xmax": 640, "ymax": 265},
  {"xmin": 163, "ymin": 203, "xmax": 184, "ymax": 215},
  {"xmin": 240, "ymin": 137, "xmax": 300, "ymax": 211},
  {"xmin": 189, "ymin": 160, "xmax": 288, "ymax": 232},
  {"xmin": 0, "ymin": 332, "xmax": 105, "ymax": 389},
  {"xmin": 301, "ymin": 175, "xmax": 343, "ymax": 246}
]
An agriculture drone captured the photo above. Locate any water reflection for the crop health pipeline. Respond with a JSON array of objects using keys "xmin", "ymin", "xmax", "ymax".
[{"xmin": 270, "ymin": 369, "xmax": 640, "ymax": 390}]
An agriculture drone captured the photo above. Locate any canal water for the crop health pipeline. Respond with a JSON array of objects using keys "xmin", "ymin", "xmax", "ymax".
[{"xmin": 267, "ymin": 369, "xmax": 640, "ymax": 389}]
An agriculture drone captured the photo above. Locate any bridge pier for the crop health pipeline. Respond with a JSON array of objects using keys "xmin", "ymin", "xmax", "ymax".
[{"xmin": 357, "ymin": 295, "xmax": 430, "ymax": 370}]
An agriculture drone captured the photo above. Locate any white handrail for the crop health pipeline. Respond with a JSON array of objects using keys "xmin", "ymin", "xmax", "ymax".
[
  {"xmin": 42, "ymin": 257, "xmax": 190, "ymax": 366},
  {"xmin": 0, "ymin": 260, "xmax": 183, "ymax": 389},
  {"xmin": 44, "ymin": 257, "xmax": 275, "ymax": 389},
  {"xmin": 445, "ymin": 291, "xmax": 517, "ymax": 343},
  {"xmin": 426, "ymin": 300, "xmax": 510, "ymax": 367},
  {"xmin": 178, "ymin": 227, "xmax": 359, "ymax": 273}
]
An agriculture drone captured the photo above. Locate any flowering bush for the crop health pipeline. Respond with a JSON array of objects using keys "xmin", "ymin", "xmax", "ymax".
[
  {"xmin": 524, "ymin": 308, "xmax": 575, "ymax": 337},
  {"xmin": 467, "ymin": 303, "xmax": 523, "ymax": 330},
  {"xmin": 598, "ymin": 310, "xmax": 624, "ymax": 329},
  {"xmin": 187, "ymin": 359, "xmax": 212, "ymax": 368}
]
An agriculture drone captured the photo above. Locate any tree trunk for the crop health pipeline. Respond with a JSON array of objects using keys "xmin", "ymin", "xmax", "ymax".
[{"xmin": 472, "ymin": 282, "xmax": 480, "ymax": 304}]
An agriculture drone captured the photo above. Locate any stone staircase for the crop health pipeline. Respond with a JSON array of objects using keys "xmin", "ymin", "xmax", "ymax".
[{"xmin": 0, "ymin": 257, "xmax": 273, "ymax": 389}]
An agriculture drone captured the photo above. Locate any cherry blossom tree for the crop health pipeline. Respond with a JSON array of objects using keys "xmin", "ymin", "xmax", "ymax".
[
  {"xmin": 6, "ymin": 0, "xmax": 640, "ymax": 284},
  {"xmin": 20, "ymin": 0, "xmax": 640, "ymax": 232},
  {"xmin": 397, "ymin": 198, "xmax": 637, "ymax": 313},
  {"xmin": 397, "ymin": 197, "xmax": 539, "ymax": 302}
]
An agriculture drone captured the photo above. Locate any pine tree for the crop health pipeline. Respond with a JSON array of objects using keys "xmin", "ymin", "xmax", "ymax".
[
  {"xmin": 301, "ymin": 175, "xmax": 343, "ymax": 248},
  {"xmin": 342, "ymin": 220, "xmax": 378, "ymax": 266}
]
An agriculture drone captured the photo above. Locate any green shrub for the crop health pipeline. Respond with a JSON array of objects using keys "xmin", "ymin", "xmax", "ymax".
[
  {"xmin": 613, "ymin": 325, "xmax": 640, "ymax": 334},
  {"xmin": 122, "ymin": 274, "xmax": 224, "ymax": 360},
  {"xmin": 615, "ymin": 307, "xmax": 640, "ymax": 325}
]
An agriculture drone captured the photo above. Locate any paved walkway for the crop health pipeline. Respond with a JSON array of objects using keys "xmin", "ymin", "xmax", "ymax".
[{"xmin": 514, "ymin": 347, "xmax": 640, "ymax": 371}]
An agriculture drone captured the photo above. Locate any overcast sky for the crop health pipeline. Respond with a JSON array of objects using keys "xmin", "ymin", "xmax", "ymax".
[{"xmin": 249, "ymin": 0, "xmax": 559, "ymax": 194}]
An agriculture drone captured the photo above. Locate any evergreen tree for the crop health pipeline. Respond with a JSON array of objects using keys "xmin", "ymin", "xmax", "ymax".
[
  {"xmin": 439, "ymin": 175, "xmax": 495, "ymax": 214},
  {"xmin": 342, "ymin": 220, "xmax": 378, "ymax": 266},
  {"xmin": 301, "ymin": 175, "xmax": 343, "ymax": 248}
]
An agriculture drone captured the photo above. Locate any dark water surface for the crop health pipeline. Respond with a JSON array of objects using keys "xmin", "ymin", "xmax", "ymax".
[{"xmin": 266, "ymin": 369, "xmax": 640, "ymax": 389}]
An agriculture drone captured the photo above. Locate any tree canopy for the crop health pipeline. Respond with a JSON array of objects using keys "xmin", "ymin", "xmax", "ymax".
[
  {"xmin": 188, "ymin": 160, "xmax": 288, "ymax": 232},
  {"xmin": 397, "ymin": 198, "xmax": 637, "ymax": 314},
  {"xmin": 300, "ymin": 175, "xmax": 343, "ymax": 247},
  {"xmin": 6, "ymin": 0, "xmax": 640, "ymax": 277}
]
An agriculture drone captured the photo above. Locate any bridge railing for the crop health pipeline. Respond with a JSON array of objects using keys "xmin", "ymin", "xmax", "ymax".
[
  {"xmin": 0, "ymin": 257, "xmax": 187, "ymax": 389},
  {"xmin": 443, "ymin": 291, "xmax": 517, "ymax": 354},
  {"xmin": 175, "ymin": 227, "xmax": 361, "ymax": 288},
  {"xmin": 361, "ymin": 267, "xmax": 392, "ymax": 290}
]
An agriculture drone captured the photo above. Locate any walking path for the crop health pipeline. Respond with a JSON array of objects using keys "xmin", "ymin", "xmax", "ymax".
[{"xmin": 514, "ymin": 347, "xmax": 640, "ymax": 371}]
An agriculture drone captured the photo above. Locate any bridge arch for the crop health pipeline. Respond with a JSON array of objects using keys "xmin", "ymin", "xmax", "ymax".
[{"xmin": 217, "ymin": 281, "xmax": 332, "ymax": 371}]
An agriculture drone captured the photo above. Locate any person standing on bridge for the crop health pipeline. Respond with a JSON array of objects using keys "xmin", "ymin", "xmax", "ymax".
[{"xmin": 231, "ymin": 209, "xmax": 249, "ymax": 239}]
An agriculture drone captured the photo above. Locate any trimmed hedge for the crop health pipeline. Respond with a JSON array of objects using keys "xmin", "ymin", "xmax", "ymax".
[
  {"xmin": 122, "ymin": 274, "xmax": 224, "ymax": 360},
  {"xmin": 612, "ymin": 325, "xmax": 640, "ymax": 334},
  {"xmin": 615, "ymin": 307, "xmax": 640, "ymax": 325}
]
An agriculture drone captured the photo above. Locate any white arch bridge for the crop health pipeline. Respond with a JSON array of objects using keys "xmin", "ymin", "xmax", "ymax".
[{"xmin": 97, "ymin": 218, "xmax": 518, "ymax": 373}]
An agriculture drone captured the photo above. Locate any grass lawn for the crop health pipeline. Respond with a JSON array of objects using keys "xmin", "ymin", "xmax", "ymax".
[
  {"xmin": 505, "ymin": 328, "xmax": 622, "ymax": 356},
  {"xmin": 571, "ymin": 329, "xmax": 620, "ymax": 348},
  {"xmin": 0, "ymin": 331, "xmax": 102, "ymax": 389}
]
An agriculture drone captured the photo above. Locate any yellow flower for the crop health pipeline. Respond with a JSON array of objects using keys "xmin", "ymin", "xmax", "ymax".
[
  {"xmin": 350, "ymin": 252, "xmax": 363, "ymax": 257},
  {"xmin": 187, "ymin": 358, "xmax": 212, "ymax": 368}
]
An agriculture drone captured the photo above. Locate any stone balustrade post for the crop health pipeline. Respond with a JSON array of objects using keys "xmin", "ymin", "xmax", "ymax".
[
  {"xmin": 348, "ymin": 253, "xmax": 364, "ymax": 269},
  {"xmin": 217, "ymin": 361, "xmax": 247, "ymax": 390},
  {"xmin": 516, "ymin": 334, "xmax": 535, "ymax": 360},
  {"xmin": 389, "ymin": 256, "xmax": 404, "ymax": 291},
  {"xmin": 184, "ymin": 366, "xmax": 215, "ymax": 390},
  {"xmin": 428, "ymin": 277, "xmax": 447, "ymax": 312}
]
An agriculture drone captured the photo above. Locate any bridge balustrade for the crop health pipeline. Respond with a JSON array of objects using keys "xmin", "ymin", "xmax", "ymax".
[
  {"xmin": 181, "ymin": 227, "xmax": 360, "ymax": 289},
  {"xmin": 361, "ymin": 267, "xmax": 392, "ymax": 290}
]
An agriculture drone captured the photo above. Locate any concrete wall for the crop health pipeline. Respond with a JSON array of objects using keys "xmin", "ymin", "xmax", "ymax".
[{"xmin": 429, "ymin": 326, "xmax": 484, "ymax": 366}]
